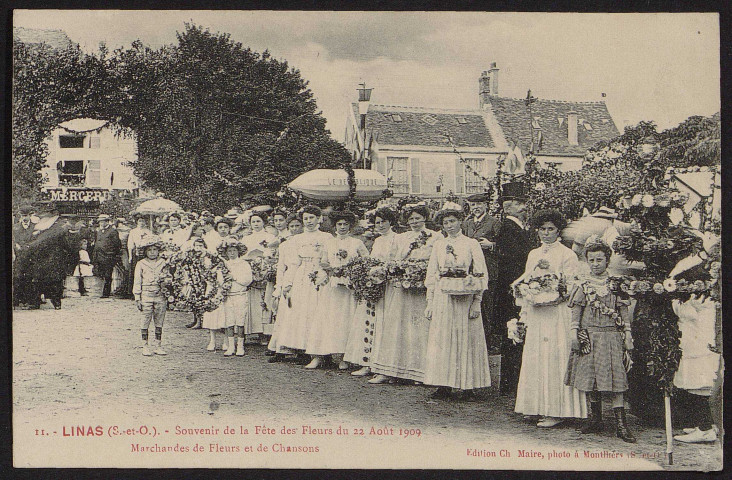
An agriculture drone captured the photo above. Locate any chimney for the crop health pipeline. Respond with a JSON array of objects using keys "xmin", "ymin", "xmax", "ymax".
[
  {"xmin": 567, "ymin": 110, "xmax": 578, "ymax": 145},
  {"xmin": 478, "ymin": 62, "xmax": 499, "ymax": 109}
]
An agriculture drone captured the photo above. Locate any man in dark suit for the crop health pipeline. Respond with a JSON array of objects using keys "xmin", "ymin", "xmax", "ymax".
[
  {"xmin": 493, "ymin": 182, "xmax": 533, "ymax": 396},
  {"xmin": 462, "ymin": 192, "xmax": 501, "ymax": 351},
  {"xmin": 92, "ymin": 214, "xmax": 122, "ymax": 298}
]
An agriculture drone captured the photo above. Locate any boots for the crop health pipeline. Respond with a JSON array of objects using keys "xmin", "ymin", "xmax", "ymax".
[
  {"xmin": 581, "ymin": 401, "xmax": 604, "ymax": 434},
  {"xmin": 614, "ymin": 407, "xmax": 636, "ymax": 443},
  {"xmin": 224, "ymin": 336, "xmax": 236, "ymax": 356},
  {"xmin": 236, "ymin": 337, "xmax": 245, "ymax": 356},
  {"xmin": 153, "ymin": 338, "xmax": 167, "ymax": 356},
  {"xmin": 142, "ymin": 340, "xmax": 153, "ymax": 356}
]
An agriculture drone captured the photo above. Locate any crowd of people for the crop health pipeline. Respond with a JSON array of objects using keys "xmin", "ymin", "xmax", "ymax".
[{"xmin": 12, "ymin": 180, "xmax": 721, "ymax": 445}]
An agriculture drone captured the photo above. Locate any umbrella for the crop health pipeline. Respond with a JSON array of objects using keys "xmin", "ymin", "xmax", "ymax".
[{"xmin": 134, "ymin": 193, "xmax": 182, "ymax": 215}]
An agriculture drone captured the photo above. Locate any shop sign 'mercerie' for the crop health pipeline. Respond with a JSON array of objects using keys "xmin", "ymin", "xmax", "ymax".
[{"xmin": 46, "ymin": 188, "xmax": 111, "ymax": 202}]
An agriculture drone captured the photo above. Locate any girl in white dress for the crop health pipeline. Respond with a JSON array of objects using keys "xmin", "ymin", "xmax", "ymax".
[
  {"xmin": 267, "ymin": 214, "xmax": 304, "ymax": 362},
  {"xmin": 219, "ymin": 237, "xmax": 253, "ymax": 357},
  {"xmin": 344, "ymin": 208, "xmax": 399, "ymax": 376},
  {"xmin": 305, "ymin": 211, "xmax": 368, "ymax": 369},
  {"xmin": 202, "ymin": 218, "xmax": 233, "ymax": 352},
  {"xmin": 424, "ymin": 207, "xmax": 491, "ymax": 399},
  {"xmin": 242, "ymin": 212, "xmax": 279, "ymax": 344},
  {"xmin": 277, "ymin": 205, "xmax": 332, "ymax": 368},
  {"xmin": 514, "ymin": 209, "xmax": 587, "ymax": 427},
  {"xmin": 370, "ymin": 204, "xmax": 437, "ymax": 384}
]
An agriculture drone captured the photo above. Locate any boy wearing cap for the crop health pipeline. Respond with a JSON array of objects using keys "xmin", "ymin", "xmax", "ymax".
[{"xmin": 133, "ymin": 236, "xmax": 170, "ymax": 356}]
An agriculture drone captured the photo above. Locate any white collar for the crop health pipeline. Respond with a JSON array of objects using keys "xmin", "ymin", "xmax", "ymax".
[{"xmin": 506, "ymin": 215, "xmax": 524, "ymax": 229}]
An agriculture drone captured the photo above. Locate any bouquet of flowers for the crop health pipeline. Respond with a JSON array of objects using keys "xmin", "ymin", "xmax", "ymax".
[
  {"xmin": 513, "ymin": 272, "xmax": 568, "ymax": 306},
  {"xmin": 308, "ymin": 269, "xmax": 329, "ymax": 291},
  {"xmin": 344, "ymin": 257, "xmax": 388, "ymax": 304},
  {"xmin": 506, "ymin": 318, "xmax": 526, "ymax": 345},
  {"xmin": 168, "ymin": 250, "xmax": 232, "ymax": 312},
  {"xmin": 386, "ymin": 258, "xmax": 429, "ymax": 290},
  {"xmin": 248, "ymin": 256, "xmax": 277, "ymax": 288}
]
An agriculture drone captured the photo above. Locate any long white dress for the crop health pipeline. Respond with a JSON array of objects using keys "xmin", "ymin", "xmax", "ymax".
[
  {"xmin": 514, "ymin": 241, "xmax": 587, "ymax": 418},
  {"xmin": 242, "ymin": 229, "xmax": 278, "ymax": 335},
  {"xmin": 202, "ymin": 269, "xmax": 227, "ymax": 330},
  {"xmin": 673, "ymin": 296, "xmax": 720, "ymax": 394},
  {"xmin": 370, "ymin": 229, "xmax": 437, "ymax": 382},
  {"xmin": 305, "ymin": 234, "xmax": 368, "ymax": 356},
  {"xmin": 343, "ymin": 230, "xmax": 398, "ymax": 366},
  {"xmin": 423, "ymin": 233, "xmax": 491, "ymax": 389},
  {"xmin": 276, "ymin": 229, "xmax": 332, "ymax": 352},
  {"xmin": 267, "ymin": 235, "xmax": 299, "ymax": 353}
]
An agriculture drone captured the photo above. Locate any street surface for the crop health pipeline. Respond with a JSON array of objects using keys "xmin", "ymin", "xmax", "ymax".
[{"xmin": 12, "ymin": 296, "xmax": 721, "ymax": 470}]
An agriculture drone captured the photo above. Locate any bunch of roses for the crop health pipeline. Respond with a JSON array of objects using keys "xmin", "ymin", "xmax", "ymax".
[
  {"xmin": 386, "ymin": 258, "xmax": 429, "ymax": 290},
  {"xmin": 343, "ymin": 257, "xmax": 388, "ymax": 304},
  {"xmin": 168, "ymin": 250, "xmax": 232, "ymax": 312}
]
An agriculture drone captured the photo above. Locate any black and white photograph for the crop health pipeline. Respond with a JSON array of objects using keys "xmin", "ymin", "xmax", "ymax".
[{"xmin": 9, "ymin": 10, "xmax": 722, "ymax": 471}]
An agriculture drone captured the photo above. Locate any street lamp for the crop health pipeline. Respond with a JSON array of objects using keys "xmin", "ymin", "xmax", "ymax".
[{"xmin": 357, "ymin": 83, "xmax": 373, "ymax": 169}]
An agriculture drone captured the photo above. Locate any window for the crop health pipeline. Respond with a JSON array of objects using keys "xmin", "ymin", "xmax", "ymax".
[
  {"xmin": 390, "ymin": 114, "xmax": 403, "ymax": 123},
  {"xmin": 89, "ymin": 136, "xmax": 101, "ymax": 148},
  {"xmin": 456, "ymin": 117, "xmax": 467, "ymax": 125},
  {"xmin": 59, "ymin": 135, "xmax": 85, "ymax": 148},
  {"xmin": 422, "ymin": 114, "xmax": 438, "ymax": 125},
  {"xmin": 583, "ymin": 122, "xmax": 593, "ymax": 131},
  {"xmin": 387, "ymin": 157, "xmax": 409, "ymax": 194},
  {"xmin": 464, "ymin": 158, "xmax": 488, "ymax": 194},
  {"xmin": 57, "ymin": 160, "xmax": 85, "ymax": 186}
]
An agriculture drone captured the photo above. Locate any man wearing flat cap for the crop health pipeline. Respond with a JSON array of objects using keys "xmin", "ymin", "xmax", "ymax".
[
  {"xmin": 462, "ymin": 192, "xmax": 501, "ymax": 351},
  {"xmin": 92, "ymin": 214, "xmax": 122, "ymax": 298},
  {"xmin": 494, "ymin": 182, "xmax": 533, "ymax": 396}
]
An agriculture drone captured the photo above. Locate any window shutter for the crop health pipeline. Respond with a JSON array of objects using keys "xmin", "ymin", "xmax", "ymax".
[
  {"xmin": 410, "ymin": 158, "xmax": 421, "ymax": 194},
  {"xmin": 86, "ymin": 160, "xmax": 101, "ymax": 187},
  {"xmin": 377, "ymin": 156, "xmax": 386, "ymax": 175},
  {"xmin": 89, "ymin": 136, "xmax": 101, "ymax": 149},
  {"xmin": 454, "ymin": 158, "xmax": 464, "ymax": 194}
]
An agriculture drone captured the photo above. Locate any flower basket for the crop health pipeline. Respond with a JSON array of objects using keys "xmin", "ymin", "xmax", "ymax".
[
  {"xmin": 440, "ymin": 276, "xmax": 484, "ymax": 296},
  {"xmin": 513, "ymin": 273, "xmax": 568, "ymax": 307}
]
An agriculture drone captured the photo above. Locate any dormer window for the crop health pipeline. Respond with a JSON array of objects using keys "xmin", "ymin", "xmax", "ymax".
[
  {"xmin": 391, "ymin": 114, "xmax": 403, "ymax": 123},
  {"xmin": 456, "ymin": 117, "xmax": 467, "ymax": 125},
  {"xmin": 422, "ymin": 114, "xmax": 438, "ymax": 125},
  {"xmin": 584, "ymin": 123, "xmax": 593, "ymax": 131}
]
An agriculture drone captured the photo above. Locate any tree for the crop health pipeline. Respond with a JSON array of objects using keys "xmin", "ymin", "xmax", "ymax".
[{"xmin": 112, "ymin": 24, "xmax": 350, "ymax": 212}]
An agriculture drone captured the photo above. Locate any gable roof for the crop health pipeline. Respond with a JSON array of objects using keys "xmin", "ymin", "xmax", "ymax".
[
  {"xmin": 485, "ymin": 96, "xmax": 619, "ymax": 156},
  {"xmin": 13, "ymin": 27, "xmax": 74, "ymax": 51},
  {"xmin": 352, "ymin": 103, "xmax": 498, "ymax": 149}
]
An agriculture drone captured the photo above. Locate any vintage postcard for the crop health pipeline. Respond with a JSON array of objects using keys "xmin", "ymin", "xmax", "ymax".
[{"xmin": 11, "ymin": 10, "xmax": 722, "ymax": 471}]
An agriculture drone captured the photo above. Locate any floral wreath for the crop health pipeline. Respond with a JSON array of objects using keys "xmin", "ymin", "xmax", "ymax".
[{"xmin": 167, "ymin": 249, "xmax": 233, "ymax": 313}]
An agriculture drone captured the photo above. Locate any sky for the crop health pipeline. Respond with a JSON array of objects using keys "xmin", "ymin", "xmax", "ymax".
[{"xmin": 15, "ymin": 11, "xmax": 720, "ymax": 143}]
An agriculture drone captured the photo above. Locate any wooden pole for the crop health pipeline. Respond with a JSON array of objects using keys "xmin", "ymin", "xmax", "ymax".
[{"xmin": 664, "ymin": 391, "xmax": 673, "ymax": 465}]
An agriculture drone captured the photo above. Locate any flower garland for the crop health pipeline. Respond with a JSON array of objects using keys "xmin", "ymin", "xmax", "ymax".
[
  {"xmin": 248, "ymin": 256, "xmax": 277, "ymax": 289},
  {"xmin": 405, "ymin": 231, "xmax": 432, "ymax": 258},
  {"xmin": 168, "ymin": 250, "xmax": 233, "ymax": 313},
  {"xmin": 607, "ymin": 275, "xmax": 719, "ymax": 303},
  {"xmin": 580, "ymin": 279, "xmax": 626, "ymax": 330}
]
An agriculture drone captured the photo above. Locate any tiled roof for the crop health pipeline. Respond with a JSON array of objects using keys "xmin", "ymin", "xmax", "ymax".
[
  {"xmin": 13, "ymin": 27, "xmax": 73, "ymax": 50},
  {"xmin": 485, "ymin": 96, "xmax": 619, "ymax": 156},
  {"xmin": 353, "ymin": 104, "xmax": 496, "ymax": 149}
]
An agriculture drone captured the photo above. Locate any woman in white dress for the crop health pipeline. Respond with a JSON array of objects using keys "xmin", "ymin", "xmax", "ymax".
[
  {"xmin": 242, "ymin": 212, "xmax": 279, "ymax": 344},
  {"xmin": 276, "ymin": 205, "xmax": 333, "ymax": 368},
  {"xmin": 305, "ymin": 211, "xmax": 369, "ymax": 369},
  {"xmin": 424, "ymin": 206, "xmax": 491, "ymax": 399},
  {"xmin": 344, "ymin": 207, "xmax": 399, "ymax": 376},
  {"xmin": 267, "ymin": 214, "xmax": 304, "ymax": 362},
  {"xmin": 205, "ymin": 218, "xmax": 233, "ymax": 254},
  {"xmin": 514, "ymin": 209, "xmax": 587, "ymax": 427},
  {"xmin": 369, "ymin": 204, "xmax": 437, "ymax": 384},
  {"xmin": 219, "ymin": 237, "xmax": 253, "ymax": 357}
]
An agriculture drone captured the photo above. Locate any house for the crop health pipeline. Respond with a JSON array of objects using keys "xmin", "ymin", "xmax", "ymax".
[
  {"xmin": 40, "ymin": 118, "xmax": 140, "ymax": 215},
  {"xmin": 345, "ymin": 63, "xmax": 620, "ymax": 197},
  {"xmin": 13, "ymin": 27, "xmax": 74, "ymax": 50}
]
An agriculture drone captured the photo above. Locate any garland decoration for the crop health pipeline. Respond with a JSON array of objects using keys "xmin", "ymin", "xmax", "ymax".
[{"xmin": 168, "ymin": 249, "xmax": 233, "ymax": 313}]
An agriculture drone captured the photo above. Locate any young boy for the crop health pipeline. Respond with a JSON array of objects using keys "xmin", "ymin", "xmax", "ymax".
[{"xmin": 133, "ymin": 236, "xmax": 170, "ymax": 356}]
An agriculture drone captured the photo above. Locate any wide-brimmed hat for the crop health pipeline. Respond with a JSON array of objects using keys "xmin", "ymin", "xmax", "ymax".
[
  {"xmin": 138, "ymin": 235, "xmax": 164, "ymax": 254},
  {"xmin": 224, "ymin": 208, "xmax": 240, "ymax": 220},
  {"xmin": 217, "ymin": 236, "xmax": 247, "ymax": 256},
  {"xmin": 592, "ymin": 206, "xmax": 618, "ymax": 220},
  {"xmin": 329, "ymin": 210, "xmax": 357, "ymax": 226},
  {"xmin": 97, "ymin": 214, "xmax": 112, "ymax": 222},
  {"xmin": 499, "ymin": 182, "xmax": 527, "ymax": 202},
  {"xmin": 433, "ymin": 204, "xmax": 465, "ymax": 226},
  {"xmin": 401, "ymin": 202, "xmax": 430, "ymax": 222}
]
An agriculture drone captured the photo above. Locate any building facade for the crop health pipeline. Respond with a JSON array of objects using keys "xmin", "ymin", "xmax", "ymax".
[
  {"xmin": 40, "ymin": 118, "xmax": 139, "ymax": 215},
  {"xmin": 345, "ymin": 63, "xmax": 621, "ymax": 197}
]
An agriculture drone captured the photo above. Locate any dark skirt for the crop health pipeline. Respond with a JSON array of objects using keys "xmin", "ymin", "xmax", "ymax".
[{"xmin": 565, "ymin": 329, "xmax": 628, "ymax": 393}]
